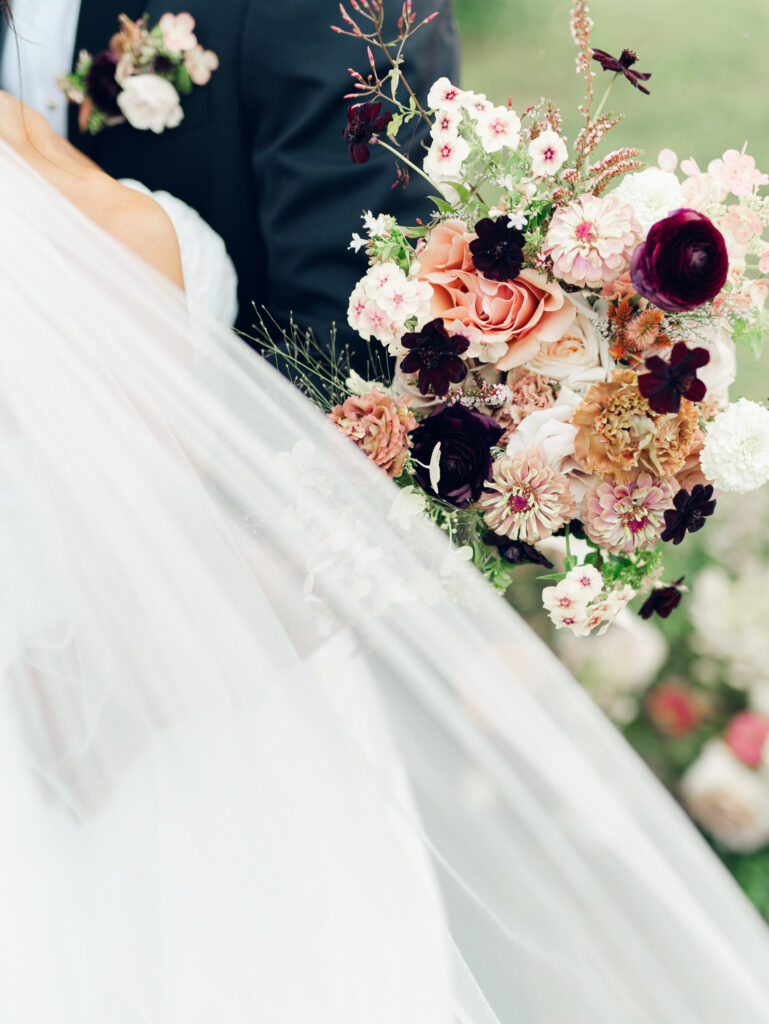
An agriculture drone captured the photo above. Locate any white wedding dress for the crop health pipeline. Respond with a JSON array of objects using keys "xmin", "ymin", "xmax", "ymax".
[{"xmin": 3, "ymin": 141, "xmax": 769, "ymax": 1024}]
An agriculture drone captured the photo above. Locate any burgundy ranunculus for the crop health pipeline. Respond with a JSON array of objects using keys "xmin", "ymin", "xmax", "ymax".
[
  {"xmin": 410, "ymin": 404, "xmax": 503, "ymax": 508},
  {"xmin": 85, "ymin": 51, "xmax": 122, "ymax": 118},
  {"xmin": 342, "ymin": 101, "xmax": 392, "ymax": 165},
  {"xmin": 630, "ymin": 209, "xmax": 729, "ymax": 312}
]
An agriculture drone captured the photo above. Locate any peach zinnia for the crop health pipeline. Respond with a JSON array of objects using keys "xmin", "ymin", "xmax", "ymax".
[{"xmin": 478, "ymin": 448, "xmax": 576, "ymax": 544}]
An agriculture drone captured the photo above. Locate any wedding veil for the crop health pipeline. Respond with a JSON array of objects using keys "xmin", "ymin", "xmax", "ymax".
[{"xmin": 2, "ymin": 140, "xmax": 769, "ymax": 1023}]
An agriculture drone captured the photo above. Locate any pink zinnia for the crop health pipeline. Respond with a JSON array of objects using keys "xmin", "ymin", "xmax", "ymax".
[
  {"xmin": 726, "ymin": 711, "xmax": 769, "ymax": 768},
  {"xmin": 582, "ymin": 473, "xmax": 676, "ymax": 553},
  {"xmin": 544, "ymin": 194, "xmax": 640, "ymax": 289},
  {"xmin": 478, "ymin": 448, "xmax": 576, "ymax": 544}
]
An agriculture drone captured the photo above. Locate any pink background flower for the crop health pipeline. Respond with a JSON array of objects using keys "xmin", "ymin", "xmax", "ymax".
[{"xmin": 726, "ymin": 711, "xmax": 769, "ymax": 768}]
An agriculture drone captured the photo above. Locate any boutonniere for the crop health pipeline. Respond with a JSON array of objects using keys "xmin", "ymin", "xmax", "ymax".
[{"xmin": 57, "ymin": 12, "xmax": 219, "ymax": 136}]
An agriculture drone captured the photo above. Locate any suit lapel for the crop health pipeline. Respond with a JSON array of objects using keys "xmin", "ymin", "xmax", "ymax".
[{"xmin": 67, "ymin": 0, "xmax": 146, "ymax": 147}]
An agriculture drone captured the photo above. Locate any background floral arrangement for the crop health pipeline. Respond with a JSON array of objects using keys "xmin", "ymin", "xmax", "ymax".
[
  {"xmin": 58, "ymin": 12, "xmax": 218, "ymax": 135},
  {"xmin": 267, "ymin": 0, "xmax": 769, "ymax": 642},
  {"xmin": 547, "ymin": 484, "xmax": 769, "ymax": 918}
]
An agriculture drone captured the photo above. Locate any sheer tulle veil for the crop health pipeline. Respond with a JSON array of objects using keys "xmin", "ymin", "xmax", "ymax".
[{"xmin": 2, "ymin": 140, "xmax": 769, "ymax": 1022}]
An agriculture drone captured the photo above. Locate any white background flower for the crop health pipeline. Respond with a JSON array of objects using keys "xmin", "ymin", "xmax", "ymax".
[
  {"xmin": 681, "ymin": 740, "xmax": 769, "ymax": 853},
  {"xmin": 528, "ymin": 129, "xmax": 568, "ymax": 178},
  {"xmin": 117, "ymin": 74, "xmax": 184, "ymax": 133}
]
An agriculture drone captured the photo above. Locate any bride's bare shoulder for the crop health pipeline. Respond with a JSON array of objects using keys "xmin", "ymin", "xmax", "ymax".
[{"xmin": 0, "ymin": 92, "xmax": 183, "ymax": 288}]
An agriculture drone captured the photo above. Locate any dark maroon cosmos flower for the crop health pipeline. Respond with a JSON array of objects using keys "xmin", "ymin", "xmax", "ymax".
[
  {"xmin": 630, "ymin": 209, "xmax": 729, "ymax": 312},
  {"xmin": 639, "ymin": 578, "xmax": 685, "ymax": 620},
  {"xmin": 469, "ymin": 217, "xmax": 526, "ymax": 282},
  {"xmin": 85, "ymin": 51, "xmax": 122, "ymax": 118},
  {"xmin": 591, "ymin": 48, "xmax": 651, "ymax": 94},
  {"xmin": 638, "ymin": 342, "xmax": 710, "ymax": 414},
  {"xmin": 484, "ymin": 532, "xmax": 554, "ymax": 569},
  {"xmin": 400, "ymin": 319, "xmax": 469, "ymax": 396},
  {"xmin": 410, "ymin": 404, "xmax": 503, "ymax": 508},
  {"xmin": 661, "ymin": 485, "xmax": 716, "ymax": 545},
  {"xmin": 342, "ymin": 101, "xmax": 392, "ymax": 164}
]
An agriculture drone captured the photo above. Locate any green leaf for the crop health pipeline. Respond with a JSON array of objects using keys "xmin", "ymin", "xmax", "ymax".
[
  {"xmin": 175, "ymin": 64, "xmax": 193, "ymax": 96},
  {"xmin": 451, "ymin": 182, "xmax": 473, "ymax": 204},
  {"xmin": 387, "ymin": 111, "xmax": 403, "ymax": 141},
  {"xmin": 430, "ymin": 196, "xmax": 456, "ymax": 215},
  {"xmin": 389, "ymin": 68, "xmax": 401, "ymax": 102}
]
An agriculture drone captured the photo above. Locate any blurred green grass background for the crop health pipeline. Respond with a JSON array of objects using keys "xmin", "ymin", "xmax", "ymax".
[{"xmin": 455, "ymin": 0, "xmax": 769, "ymax": 398}]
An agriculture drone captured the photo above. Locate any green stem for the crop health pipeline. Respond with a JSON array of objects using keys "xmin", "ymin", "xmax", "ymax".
[
  {"xmin": 374, "ymin": 137, "xmax": 440, "ymax": 191},
  {"xmin": 593, "ymin": 72, "xmax": 620, "ymax": 122},
  {"xmin": 375, "ymin": 21, "xmax": 432, "ymax": 129}
]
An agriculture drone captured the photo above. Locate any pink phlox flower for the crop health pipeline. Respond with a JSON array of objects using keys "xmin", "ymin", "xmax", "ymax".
[
  {"xmin": 184, "ymin": 45, "xmax": 219, "ymax": 86},
  {"xmin": 159, "ymin": 12, "xmax": 198, "ymax": 53}
]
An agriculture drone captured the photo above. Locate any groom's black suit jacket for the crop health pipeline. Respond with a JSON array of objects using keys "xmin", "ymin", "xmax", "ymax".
[{"xmin": 71, "ymin": 0, "xmax": 459, "ymax": 345}]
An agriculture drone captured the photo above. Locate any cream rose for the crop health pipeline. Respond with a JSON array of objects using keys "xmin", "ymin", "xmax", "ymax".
[
  {"xmin": 117, "ymin": 75, "xmax": 184, "ymax": 134},
  {"xmin": 524, "ymin": 307, "xmax": 611, "ymax": 392},
  {"xmin": 697, "ymin": 324, "xmax": 737, "ymax": 409},
  {"xmin": 680, "ymin": 740, "xmax": 769, "ymax": 853}
]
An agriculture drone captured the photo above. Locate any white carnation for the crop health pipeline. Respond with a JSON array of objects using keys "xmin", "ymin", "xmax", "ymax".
[
  {"xmin": 117, "ymin": 74, "xmax": 184, "ymax": 134},
  {"xmin": 610, "ymin": 168, "xmax": 685, "ymax": 236},
  {"xmin": 700, "ymin": 398, "xmax": 769, "ymax": 493},
  {"xmin": 680, "ymin": 740, "xmax": 769, "ymax": 853}
]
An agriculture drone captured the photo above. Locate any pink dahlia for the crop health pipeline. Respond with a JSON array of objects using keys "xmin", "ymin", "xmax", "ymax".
[
  {"xmin": 582, "ymin": 472, "xmax": 676, "ymax": 553},
  {"xmin": 544, "ymin": 194, "xmax": 640, "ymax": 289},
  {"xmin": 328, "ymin": 388, "xmax": 416, "ymax": 477},
  {"xmin": 478, "ymin": 448, "xmax": 576, "ymax": 544}
]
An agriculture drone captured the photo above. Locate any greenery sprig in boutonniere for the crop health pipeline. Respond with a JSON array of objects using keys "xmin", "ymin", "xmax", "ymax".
[{"xmin": 57, "ymin": 12, "xmax": 218, "ymax": 136}]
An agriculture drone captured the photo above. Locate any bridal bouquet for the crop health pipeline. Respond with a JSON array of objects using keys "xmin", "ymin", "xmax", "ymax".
[{"xmin": 266, "ymin": 0, "xmax": 769, "ymax": 638}]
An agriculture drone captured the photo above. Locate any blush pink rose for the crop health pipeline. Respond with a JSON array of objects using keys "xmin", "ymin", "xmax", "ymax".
[
  {"xmin": 726, "ymin": 711, "xmax": 769, "ymax": 768},
  {"xmin": 328, "ymin": 388, "xmax": 416, "ymax": 477},
  {"xmin": 417, "ymin": 221, "xmax": 575, "ymax": 371}
]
